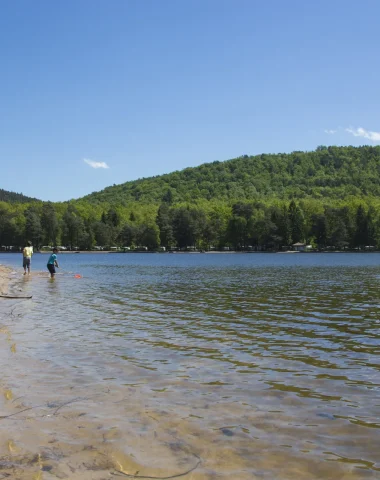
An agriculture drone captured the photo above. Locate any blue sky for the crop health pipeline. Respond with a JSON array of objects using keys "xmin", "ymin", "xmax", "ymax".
[{"xmin": 1, "ymin": 0, "xmax": 379, "ymax": 201}]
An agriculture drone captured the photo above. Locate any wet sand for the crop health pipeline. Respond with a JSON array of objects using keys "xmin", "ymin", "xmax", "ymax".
[{"xmin": 0, "ymin": 265, "xmax": 10, "ymax": 296}]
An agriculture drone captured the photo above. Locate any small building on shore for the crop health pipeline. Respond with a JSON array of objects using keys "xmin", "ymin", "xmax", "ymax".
[{"xmin": 293, "ymin": 242, "xmax": 306, "ymax": 252}]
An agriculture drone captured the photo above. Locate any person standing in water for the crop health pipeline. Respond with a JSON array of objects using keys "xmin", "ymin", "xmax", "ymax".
[
  {"xmin": 22, "ymin": 241, "xmax": 33, "ymax": 275},
  {"xmin": 47, "ymin": 247, "xmax": 59, "ymax": 278}
]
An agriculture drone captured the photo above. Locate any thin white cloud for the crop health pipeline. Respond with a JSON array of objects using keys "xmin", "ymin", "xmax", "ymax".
[
  {"xmin": 83, "ymin": 158, "xmax": 110, "ymax": 169},
  {"xmin": 324, "ymin": 129, "xmax": 337, "ymax": 134},
  {"xmin": 345, "ymin": 127, "xmax": 380, "ymax": 142}
]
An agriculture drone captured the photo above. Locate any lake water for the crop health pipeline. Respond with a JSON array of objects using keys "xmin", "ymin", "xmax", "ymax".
[{"xmin": 0, "ymin": 252, "xmax": 379, "ymax": 479}]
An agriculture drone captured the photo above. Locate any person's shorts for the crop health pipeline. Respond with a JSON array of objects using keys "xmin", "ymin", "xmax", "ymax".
[
  {"xmin": 23, "ymin": 257, "xmax": 31, "ymax": 268},
  {"xmin": 47, "ymin": 263, "xmax": 56, "ymax": 274}
]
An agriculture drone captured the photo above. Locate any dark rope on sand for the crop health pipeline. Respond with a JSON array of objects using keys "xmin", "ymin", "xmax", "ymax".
[
  {"xmin": 0, "ymin": 295, "xmax": 32, "ymax": 299},
  {"xmin": 0, "ymin": 397, "xmax": 87, "ymax": 420},
  {"xmin": 11, "ymin": 396, "xmax": 24, "ymax": 404},
  {"xmin": 0, "ymin": 404, "xmax": 46, "ymax": 420},
  {"xmin": 112, "ymin": 454, "xmax": 201, "ymax": 479},
  {"xmin": 52, "ymin": 397, "xmax": 86, "ymax": 415}
]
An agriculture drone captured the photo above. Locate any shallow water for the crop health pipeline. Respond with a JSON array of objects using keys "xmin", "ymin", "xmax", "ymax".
[{"xmin": 0, "ymin": 252, "xmax": 379, "ymax": 479}]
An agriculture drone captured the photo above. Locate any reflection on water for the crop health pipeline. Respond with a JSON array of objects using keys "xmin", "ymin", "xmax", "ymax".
[{"xmin": 0, "ymin": 253, "xmax": 379, "ymax": 479}]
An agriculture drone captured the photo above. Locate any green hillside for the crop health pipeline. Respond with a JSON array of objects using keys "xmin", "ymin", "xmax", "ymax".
[
  {"xmin": 81, "ymin": 145, "xmax": 380, "ymax": 205},
  {"xmin": 1, "ymin": 146, "xmax": 380, "ymax": 252}
]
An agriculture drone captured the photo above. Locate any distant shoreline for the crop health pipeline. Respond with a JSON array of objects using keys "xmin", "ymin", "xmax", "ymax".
[{"xmin": 1, "ymin": 250, "xmax": 378, "ymax": 255}]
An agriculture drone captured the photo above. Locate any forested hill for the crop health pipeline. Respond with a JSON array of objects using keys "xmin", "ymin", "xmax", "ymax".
[
  {"xmin": 1, "ymin": 145, "xmax": 380, "ymax": 252},
  {"xmin": 0, "ymin": 188, "xmax": 39, "ymax": 204},
  {"xmin": 81, "ymin": 145, "xmax": 380, "ymax": 205}
]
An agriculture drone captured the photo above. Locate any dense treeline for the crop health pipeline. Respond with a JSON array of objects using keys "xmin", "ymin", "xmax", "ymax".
[
  {"xmin": 0, "ymin": 197, "xmax": 379, "ymax": 251},
  {"xmin": 82, "ymin": 145, "xmax": 380, "ymax": 204},
  {"xmin": 1, "ymin": 146, "xmax": 380, "ymax": 251},
  {"xmin": 0, "ymin": 188, "xmax": 39, "ymax": 204}
]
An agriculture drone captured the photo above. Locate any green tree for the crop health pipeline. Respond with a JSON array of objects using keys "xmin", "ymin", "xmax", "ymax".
[
  {"xmin": 79, "ymin": 220, "xmax": 95, "ymax": 250},
  {"xmin": 102, "ymin": 208, "xmax": 121, "ymax": 227},
  {"xmin": 354, "ymin": 205, "xmax": 369, "ymax": 248},
  {"xmin": 271, "ymin": 205, "xmax": 291, "ymax": 247},
  {"xmin": 367, "ymin": 206, "xmax": 377, "ymax": 247},
  {"xmin": 62, "ymin": 205, "xmax": 86, "ymax": 250},
  {"xmin": 156, "ymin": 204, "xmax": 174, "ymax": 247},
  {"xmin": 232, "ymin": 202, "xmax": 253, "ymax": 221},
  {"xmin": 208, "ymin": 210, "xmax": 227, "ymax": 249},
  {"xmin": 24, "ymin": 206, "xmax": 42, "ymax": 248},
  {"xmin": 329, "ymin": 217, "xmax": 349, "ymax": 249},
  {"xmin": 191, "ymin": 209, "xmax": 209, "ymax": 249},
  {"xmin": 288, "ymin": 200, "xmax": 305, "ymax": 243},
  {"xmin": 93, "ymin": 221, "xmax": 113, "ymax": 247},
  {"xmin": 226, "ymin": 216, "xmax": 247, "ymax": 249},
  {"xmin": 172, "ymin": 207, "xmax": 197, "ymax": 248},
  {"xmin": 251, "ymin": 216, "xmax": 279, "ymax": 249},
  {"xmin": 41, "ymin": 202, "xmax": 59, "ymax": 246},
  {"xmin": 119, "ymin": 223, "xmax": 137, "ymax": 247},
  {"xmin": 137, "ymin": 224, "xmax": 160, "ymax": 250},
  {"xmin": 162, "ymin": 189, "xmax": 174, "ymax": 204},
  {"xmin": 0, "ymin": 204, "xmax": 17, "ymax": 247},
  {"xmin": 311, "ymin": 213, "xmax": 328, "ymax": 248}
]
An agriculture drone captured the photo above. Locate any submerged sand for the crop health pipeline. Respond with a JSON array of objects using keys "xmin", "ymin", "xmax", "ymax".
[
  {"xmin": 0, "ymin": 267, "xmax": 236, "ymax": 479},
  {"xmin": 0, "ymin": 264, "xmax": 378, "ymax": 479}
]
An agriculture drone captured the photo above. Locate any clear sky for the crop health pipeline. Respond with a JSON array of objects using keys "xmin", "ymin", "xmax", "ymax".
[{"xmin": 1, "ymin": 0, "xmax": 379, "ymax": 202}]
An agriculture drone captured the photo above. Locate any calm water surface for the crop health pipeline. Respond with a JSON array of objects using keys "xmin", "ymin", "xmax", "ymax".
[{"xmin": 0, "ymin": 252, "xmax": 379, "ymax": 479}]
